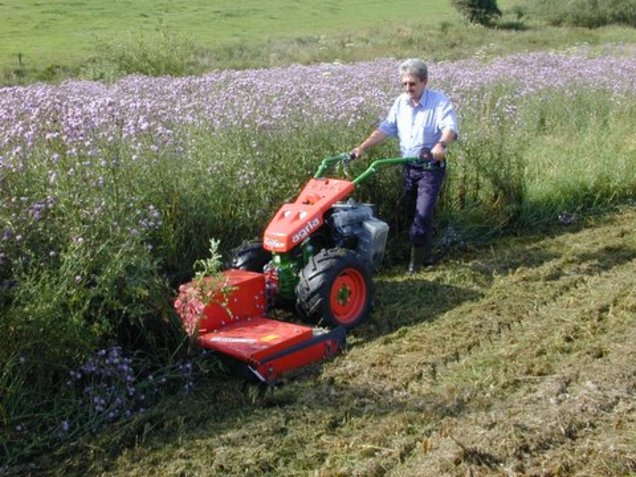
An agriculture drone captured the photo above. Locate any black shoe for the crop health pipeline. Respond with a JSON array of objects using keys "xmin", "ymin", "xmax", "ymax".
[{"xmin": 407, "ymin": 246, "xmax": 434, "ymax": 274}]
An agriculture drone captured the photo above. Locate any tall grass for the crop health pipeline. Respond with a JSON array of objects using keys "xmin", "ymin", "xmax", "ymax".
[
  {"xmin": 442, "ymin": 83, "xmax": 636, "ymax": 236},
  {"xmin": 80, "ymin": 30, "xmax": 206, "ymax": 82},
  {"xmin": 523, "ymin": 0, "xmax": 636, "ymax": 28},
  {"xmin": 1, "ymin": 48, "xmax": 635, "ymax": 465}
]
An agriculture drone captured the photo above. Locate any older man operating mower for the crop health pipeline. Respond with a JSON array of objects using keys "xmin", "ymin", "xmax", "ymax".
[{"xmin": 351, "ymin": 58, "xmax": 459, "ymax": 273}]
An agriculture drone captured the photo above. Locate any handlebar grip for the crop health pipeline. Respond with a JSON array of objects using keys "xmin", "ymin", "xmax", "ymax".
[
  {"xmin": 416, "ymin": 147, "xmax": 433, "ymax": 164},
  {"xmin": 343, "ymin": 151, "xmax": 356, "ymax": 164}
]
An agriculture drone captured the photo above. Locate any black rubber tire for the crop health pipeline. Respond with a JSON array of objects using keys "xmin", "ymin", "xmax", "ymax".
[
  {"xmin": 229, "ymin": 241, "xmax": 271, "ymax": 272},
  {"xmin": 295, "ymin": 248, "xmax": 373, "ymax": 329}
]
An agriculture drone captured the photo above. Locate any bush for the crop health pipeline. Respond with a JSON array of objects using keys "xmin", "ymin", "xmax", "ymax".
[
  {"xmin": 525, "ymin": 0, "xmax": 636, "ymax": 28},
  {"xmin": 451, "ymin": 0, "xmax": 502, "ymax": 26}
]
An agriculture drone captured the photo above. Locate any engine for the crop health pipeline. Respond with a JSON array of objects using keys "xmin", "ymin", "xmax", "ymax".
[{"xmin": 329, "ymin": 201, "xmax": 389, "ymax": 269}]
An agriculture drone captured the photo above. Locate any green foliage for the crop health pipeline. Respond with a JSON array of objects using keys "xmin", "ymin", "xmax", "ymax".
[
  {"xmin": 84, "ymin": 30, "xmax": 204, "ymax": 80},
  {"xmin": 525, "ymin": 0, "xmax": 636, "ymax": 28},
  {"xmin": 0, "ymin": 235, "xmax": 180, "ymax": 464},
  {"xmin": 451, "ymin": 0, "xmax": 502, "ymax": 26},
  {"xmin": 193, "ymin": 240, "xmax": 224, "ymax": 281}
]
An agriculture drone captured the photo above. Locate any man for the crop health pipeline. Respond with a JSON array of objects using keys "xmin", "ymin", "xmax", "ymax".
[{"xmin": 351, "ymin": 58, "xmax": 458, "ymax": 273}]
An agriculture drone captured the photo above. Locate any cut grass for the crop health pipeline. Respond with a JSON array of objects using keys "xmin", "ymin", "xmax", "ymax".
[{"xmin": 23, "ymin": 206, "xmax": 636, "ymax": 477}]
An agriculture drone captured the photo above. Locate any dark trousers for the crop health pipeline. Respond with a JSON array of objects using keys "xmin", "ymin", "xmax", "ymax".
[{"xmin": 402, "ymin": 165, "xmax": 446, "ymax": 247}]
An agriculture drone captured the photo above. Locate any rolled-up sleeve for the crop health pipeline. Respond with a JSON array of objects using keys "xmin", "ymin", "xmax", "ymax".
[{"xmin": 437, "ymin": 99, "xmax": 459, "ymax": 138}]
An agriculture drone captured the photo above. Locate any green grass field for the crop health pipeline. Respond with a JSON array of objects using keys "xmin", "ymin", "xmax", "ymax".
[
  {"xmin": 2, "ymin": 0, "xmax": 634, "ymax": 84},
  {"xmin": 0, "ymin": 0, "xmax": 458, "ymax": 70}
]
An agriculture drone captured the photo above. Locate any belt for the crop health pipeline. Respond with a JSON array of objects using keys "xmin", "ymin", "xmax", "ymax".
[{"xmin": 407, "ymin": 160, "xmax": 445, "ymax": 170}]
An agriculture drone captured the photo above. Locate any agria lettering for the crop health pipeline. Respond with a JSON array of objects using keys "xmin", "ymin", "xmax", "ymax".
[{"xmin": 292, "ymin": 217, "xmax": 320, "ymax": 243}]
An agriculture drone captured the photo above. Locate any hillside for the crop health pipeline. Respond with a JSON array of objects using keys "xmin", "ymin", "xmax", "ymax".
[{"xmin": 26, "ymin": 206, "xmax": 635, "ymax": 477}]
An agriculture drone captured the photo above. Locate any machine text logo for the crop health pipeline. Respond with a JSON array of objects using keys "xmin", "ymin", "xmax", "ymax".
[{"xmin": 292, "ymin": 217, "xmax": 320, "ymax": 243}]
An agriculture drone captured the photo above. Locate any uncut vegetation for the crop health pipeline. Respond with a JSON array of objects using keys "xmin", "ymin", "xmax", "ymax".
[
  {"xmin": 2, "ymin": 43, "xmax": 635, "ymax": 469},
  {"xmin": 451, "ymin": 0, "xmax": 502, "ymax": 26},
  {"xmin": 524, "ymin": 0, "xmax": 636, "ymax": 28}
]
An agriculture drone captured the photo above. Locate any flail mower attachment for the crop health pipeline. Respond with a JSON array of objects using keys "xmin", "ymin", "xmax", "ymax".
[{"xmin": 175, "ymin": 151, "xmax": 436, "ymax": 383}]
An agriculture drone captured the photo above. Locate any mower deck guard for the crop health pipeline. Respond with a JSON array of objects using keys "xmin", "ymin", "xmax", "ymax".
[{"xmin": 191, "ymin": 270, "xmax": 345, "ymax": 383}]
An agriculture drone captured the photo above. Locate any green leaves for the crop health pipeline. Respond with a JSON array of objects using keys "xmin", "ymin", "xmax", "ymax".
[{"xmin": 451, "ymin": 0, "xmax": 502, "ymax": 27}]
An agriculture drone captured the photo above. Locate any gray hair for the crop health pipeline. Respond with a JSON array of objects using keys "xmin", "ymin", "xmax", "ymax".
[{"xmin": 399, "ymin": 58, "xmax": 428, "ymax": 82}]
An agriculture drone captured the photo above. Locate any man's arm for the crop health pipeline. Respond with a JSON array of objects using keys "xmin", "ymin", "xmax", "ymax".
[
  {"xmin": 431, "ymin": 97, "xmax": 459, "ymax": 162},
  {"xmin": 431, "ymin": 129, "xmax": 457, "ymax": 162},
  {"xmin": 352, "ymin": 129, "xmax": 388, "ymax": 159}
]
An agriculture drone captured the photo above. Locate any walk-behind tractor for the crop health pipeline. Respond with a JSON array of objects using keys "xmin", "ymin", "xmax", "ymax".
[{"xmin": 175, "ymin": 150, "xmax": 435, "ymax": 383}]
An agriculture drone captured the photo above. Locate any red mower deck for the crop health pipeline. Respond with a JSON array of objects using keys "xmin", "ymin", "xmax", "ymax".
[
  {"xmin": 199, "ymin": 317, "xmax": 345, "ymax": 382},
  {"xmin": 181, "ymin": 269, "xmax": 346, "ymax": 383}
]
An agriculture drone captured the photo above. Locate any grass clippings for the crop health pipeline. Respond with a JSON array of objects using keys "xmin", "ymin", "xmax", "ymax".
[{"xmin": 14, "ymin": 207, "xmax": 636, "ymax": 477}]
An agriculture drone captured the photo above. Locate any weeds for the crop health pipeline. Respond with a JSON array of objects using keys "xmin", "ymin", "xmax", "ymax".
[{"xmin": 83, "ymin": 30, "xmax": 204, "ymax": 81}]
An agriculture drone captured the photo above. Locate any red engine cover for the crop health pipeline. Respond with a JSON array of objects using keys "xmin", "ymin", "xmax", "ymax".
[{"xmin": 262, "ymin": 177, "xmax": 355, "ymax": 253}]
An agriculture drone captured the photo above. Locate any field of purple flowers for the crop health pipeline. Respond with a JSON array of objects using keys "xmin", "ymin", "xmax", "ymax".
[
  {"xmin": 1, "ymin": 46, "xmax": 635, "ymax": 466},
  {"xmin": 2, "ymin": 46, "xmax": 634, "ymax": 162}
]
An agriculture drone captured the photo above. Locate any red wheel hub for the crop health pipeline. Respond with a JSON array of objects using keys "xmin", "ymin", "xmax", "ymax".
[{"xmin": 329, "ymin": 268, "xmax": 367, "ymax": 325}]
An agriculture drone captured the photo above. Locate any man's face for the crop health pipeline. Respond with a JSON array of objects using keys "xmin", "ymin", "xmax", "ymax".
[{"xmin": 401, "ymin": 73, "xmax": 427, "ymax": 103}]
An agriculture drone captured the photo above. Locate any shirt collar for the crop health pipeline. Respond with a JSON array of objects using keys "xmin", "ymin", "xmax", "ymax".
[{"xmin": 403, "ymin": 89, "xmax": 427, "ymax": 108}]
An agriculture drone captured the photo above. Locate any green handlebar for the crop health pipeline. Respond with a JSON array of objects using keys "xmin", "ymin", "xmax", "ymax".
[
  {"xmin": 351, "ymin": 157, "xmax": 416, "ymax": 185},
  {"xmin": 314, "ymin": 153, "xmax": 350, "ymax": 178},
  {"xmin": 314, "ymin": 154, "xmax": 427, "ymax": 185}
]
